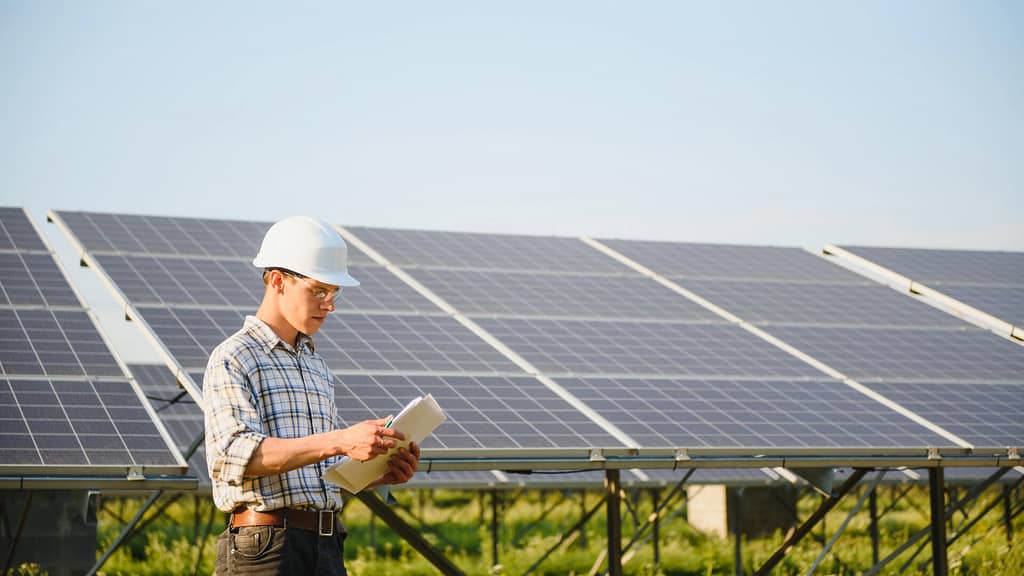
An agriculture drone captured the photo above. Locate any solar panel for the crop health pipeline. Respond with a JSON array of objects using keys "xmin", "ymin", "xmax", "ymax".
[
  {"xmin": 404, "ymin": 470, "xmax": 504, "ymax": 488},
  {"xmin": 598, "ymin": 239, "xmax": 860, "ymax": 283},
  {"xmin": 55, "ymin": 211, "xmax": 380, "ymax": 265},
  {"xmin": 334, "ymin": 374, "xmax": 621, "ymax": 449},
  {"xmin": 475, "ymin": 317, "xmax": 822, "ymax": 378},
  {"xmin": 552, "ymin": 377, "xmax": 949, "ymax": 448},
  {"xmin": 127, "ymin": 364, "xmax": 209, "ymax": 487},
  {"xmin": 136, "ymin": 307, "xmax": 524, "ymax": 374},
  {"xmin": 0, "ymin": 252, "xmax": 83, "ymax": 307},
  {"xmin": 939, "ymin": 285, "xmax": 1024, "ymax": 326},
  {"xmin": 0, "ymin": 308, "xmax": 123, "ymax": 377},
  {"xmin": 405, "ymin": 268, "xmax": 719, "ymax": 321},
  {"xmin": 347, "ymin": 226, "xmax": 628, "ymax": 273},
  {"xmin": 864, "ymin": 382, "xmax": 1024, "ymax": 449},
  {"xmin": 677, "ymin": 280, "xmax": 965, "ymax": 327},
  {"xmin": 0, "ymin": 207, "xmax": 48, "ymax": 252},
  {"xmin": 93, "ymin": 255, "xmax": 436, "ymax": 313},
  {"xmin": 840, "ymin": 246, "xmax": 1024, "ymax": 286},
  {"xmin": 767, "ymin": 326, "xmax": 1024, "ymax": 382},
  {"xmin": 0, "ymin": 377, "xmax": 184, "ymax": 468}
]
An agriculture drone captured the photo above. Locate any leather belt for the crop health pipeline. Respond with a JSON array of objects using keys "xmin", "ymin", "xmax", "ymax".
[{"xmin": 231, "ymin": 508, "xmax": 337, "ymax": 536}]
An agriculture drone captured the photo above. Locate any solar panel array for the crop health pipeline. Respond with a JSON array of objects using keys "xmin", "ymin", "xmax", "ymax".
[
  {"xmin": 838, "ymin": 245, "xmax": 1024, "ymax": 328},
  {"xmin": 49, "ymin": 210, "xmax": 1020, "ymax": 477},
  {"xmin": 51, "ymin": 211, "xmax": 627, "ymax": 462},
  {"xmin": 0, "ymin": 208, "xmax": 186, "ymax": 483},
  {"xmin": 349, "ymin": 227, "xmax": 953, "ymax": 452},
  {"xmin": 602, "ymin": 238, "xmax": 1024, "ymax": 450}
]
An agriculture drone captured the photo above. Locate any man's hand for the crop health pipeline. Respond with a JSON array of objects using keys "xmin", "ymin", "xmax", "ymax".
[
  {"xmin": 336, "ymin": 417, "xmax": 405, "ymax": 462},
  {"xmin": 378, "ymin": 441, "xmax": 420, "ymax": 485}
]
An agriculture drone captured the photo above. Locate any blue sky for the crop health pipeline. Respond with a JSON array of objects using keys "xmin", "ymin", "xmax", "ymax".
[{"xmin": 1, "ymin": 2, "xmax": 1022, "ymax": 360}]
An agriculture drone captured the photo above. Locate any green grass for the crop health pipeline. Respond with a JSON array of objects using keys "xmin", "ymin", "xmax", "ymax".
[{"xmin": 85, "ymin": 483, "xmax": 1023, "ymax": 576}]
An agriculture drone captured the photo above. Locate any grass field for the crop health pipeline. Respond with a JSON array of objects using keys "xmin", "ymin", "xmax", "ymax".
[{"xmin": 81, "ymin": 480, "xmax": 1023, "ymax": 575}]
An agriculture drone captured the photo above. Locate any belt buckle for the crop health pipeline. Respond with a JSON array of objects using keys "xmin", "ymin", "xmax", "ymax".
[{"xmin": 318, "ymin": 510, "xmax": 334, "ymax": 536}]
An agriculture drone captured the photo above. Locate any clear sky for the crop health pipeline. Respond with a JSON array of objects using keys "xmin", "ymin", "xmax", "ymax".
[{"xmin": 1, "ymin": 1, "xmax": 1022, "ymax": 360}]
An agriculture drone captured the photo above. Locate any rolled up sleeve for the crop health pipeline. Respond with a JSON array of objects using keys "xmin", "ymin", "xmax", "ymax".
[{"xmin": 204, "ymin": 347, "xmax": 266, "ymax": 486}]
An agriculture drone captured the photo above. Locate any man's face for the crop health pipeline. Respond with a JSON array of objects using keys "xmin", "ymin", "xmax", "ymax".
[{"xmin": 279, "ymin": 273, "xmax": 341, "ymax": 336}]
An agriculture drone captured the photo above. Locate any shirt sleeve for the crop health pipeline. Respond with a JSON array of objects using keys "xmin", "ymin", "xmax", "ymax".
[{"xmin": 204, "ymin": 346, "xmax": 266, "ymax": 486}]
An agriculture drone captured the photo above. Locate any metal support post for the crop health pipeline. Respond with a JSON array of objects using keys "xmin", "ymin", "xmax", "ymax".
[
  {"xmin": 1004, "ymin": 485, "xmax": 1014, "ymax": 542},
  {"xmin": 491, "ymin": 490, "xmax": 500, "ymax": 567},
  {"xmin": 928, "ymin": 468, "xmax": 948, "ymax": 576},
  {"xmin": 754, "ymin": 468, "xmax": 869, "ymax": 576},
  {"xmin": 866, "ymin": 466, "xmax": 1009, "ymax": 576},
  {"xmin": 731, "ymin": 487, "xmax": 743, "ymax": 576},
  {"xmin": 869, "ymin": 486, "xmax": 879, "ymax": 565},
  {"xmin": 580, "ymin": 490, "xmax": 588, "ymax": 549},
  {"xmin": 354, "ymin": 491, "xmax": 466, "ymax": 576},
  {"xmin": 650, "ymin": 489, "xmax": 660, "ymax": 566},
  {"xmin": 87, "ymin": 490, "xmax": 164, "ymax": 576},
  {"xmin": 606, "ymin": 469, "xmax": 623, "ymax": 576}
]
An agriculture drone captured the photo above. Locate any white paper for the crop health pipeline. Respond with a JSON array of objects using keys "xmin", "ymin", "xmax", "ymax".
[{"xmin": 322, "ymin": 394, "xmax": 446, "ymax": 493}]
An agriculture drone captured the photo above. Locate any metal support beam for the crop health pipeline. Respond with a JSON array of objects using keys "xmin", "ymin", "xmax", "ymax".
[
  {"xmin": 754, "ymin": 468, "xmax": 869, "ymax": 576},
  {"xmin": 865, "ymin": 467, "xmax": 1009, "ymax": 576},
  {"xmin": 928, "ymin": 468, "xmax": 948, "ymax": 576},
  {"xmin": 579, "ymin": 490, "xmax": 588, "ymax": 549},
  {"xmin": 87, "ymin": 490, "xmax": 164, "ymax": 576},
  {"xmin": 355, "ymin": 491, "xmax": 466, "ymax": 576},
  {"xmin": 522, "ymin": 494, "xmax": 606, "ymax": 576},
  {"xmin": 2, "ymin": 491, "xmax": 32, "ymax": 576},
  {"xmin": 806, "ymin": 470, "xmax": 886, "ymax": 575},
  {"xmin": 605, "ymin": 469, "xmax": 623, "ymax": 576},
  {"xmin": 946, "ymin": 475, "xmax": 1024, "ymax": 549}
]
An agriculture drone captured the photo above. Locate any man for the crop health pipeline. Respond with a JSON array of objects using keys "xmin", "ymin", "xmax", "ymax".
[{"xmin": 204, "ymin": 216, "xmax": 419, "ymax": 575}]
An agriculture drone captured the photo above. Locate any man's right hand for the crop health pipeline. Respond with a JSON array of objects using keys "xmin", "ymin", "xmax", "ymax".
[{"xmin": 336, "ymin": 417, "xmax": 406, "ymax": 461}]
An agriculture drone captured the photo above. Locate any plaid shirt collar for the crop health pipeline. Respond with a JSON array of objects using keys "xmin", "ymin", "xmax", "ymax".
[{"xmin": 243, "ymin": 315, "xmax": 316, "ymax": 355}]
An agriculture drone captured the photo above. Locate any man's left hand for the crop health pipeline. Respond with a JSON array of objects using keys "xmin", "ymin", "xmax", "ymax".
[{"xmin": 379, "ymin": 441, "xmax": 420, "ymax": 485}]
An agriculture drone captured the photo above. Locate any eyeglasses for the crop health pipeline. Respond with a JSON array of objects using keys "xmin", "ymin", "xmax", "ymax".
[{"xmin": 281, "ymin": 271, "xmax": 342, "ymax": 304}]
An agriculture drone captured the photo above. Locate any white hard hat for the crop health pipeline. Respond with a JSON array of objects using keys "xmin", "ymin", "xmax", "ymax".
[{"xmin": 252, "ymin": 216, "xmax": 360, "ymax": 287}]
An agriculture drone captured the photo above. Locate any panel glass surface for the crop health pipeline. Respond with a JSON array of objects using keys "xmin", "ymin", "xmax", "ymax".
[
  {"xmin": 95, "ymin": 255, "xmax": 436, "ymax": 313},
  {"xmin": 0, "ymin": 252, "xmax": 81, "ymax": 307},
  {"xmin": 0, "ymin": 309, "xmax": 123, "ymax": 376},
  {"xmin": 0, "ymin": 207, "xmax": 47, "ymax": 252},
  {"xmin": 405, "ymin": 470, "xmax": 504, "ymax": 488},
  {"xmin": 639, "ymin": 468, "xmax": 778, "ymax": 485},
  {"xmin": 767, "ymin": 326, "xmax": 1024, "ymax": 382},
  {"xmin": 679, "ymin": 280, "xmax": 964, "ymax": 327},
  {"xmin": 865, "ymin": 381, "xmax": 1024, "ymax": 448},
  {"xmin": 334, "ymin": 373, "xmax": 622, "ymax": 449},
  {"xmin": 0, "ymin": 377, "xmax": 181, "ymax": 466},
  {"xmin": 407, "ymin": 268, "xmax": 718, "ymax": 321},
  {"xmin": 939, "ymin": 285, "xmax": 1024, "ymax": 327},
  {"xmin": 349, "ymin": 226, "xmax": 628, "ymax": 273},
  {"xmin": 841, "ymin": 246, "xmax": 1024, "ymax": 286},
  {"xmin": 138, "ymin": 307, "xmax": 523, "ymax": 374},
  {"xmin": 599, "ymin": 239, "xmax": 859, "ymax": 283},
  {"xmin": 553, "ymin": 377, "xmax": 949, "ymax": 448},
  {"xmin": 476, "ymin": 318, "xmax": 822, "ymax": 378}
]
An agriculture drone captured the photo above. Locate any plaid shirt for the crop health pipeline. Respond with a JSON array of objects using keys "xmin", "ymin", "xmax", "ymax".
[{"xmin": 204, "ymin": 316, "xmax": 343, "ymax": 513}]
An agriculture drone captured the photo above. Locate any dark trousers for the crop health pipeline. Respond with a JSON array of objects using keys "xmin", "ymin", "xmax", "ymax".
[{"xmin": 214, "ymin": 525, "xmax": 348, "ymax": 576}]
